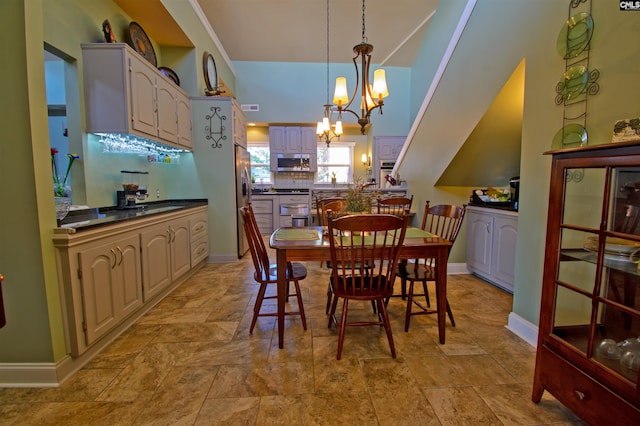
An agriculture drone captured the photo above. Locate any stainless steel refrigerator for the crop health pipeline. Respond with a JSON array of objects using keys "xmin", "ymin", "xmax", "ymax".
[{"xmin": 235, "ymin": 144, "xmax": 251, "ymax": 258}]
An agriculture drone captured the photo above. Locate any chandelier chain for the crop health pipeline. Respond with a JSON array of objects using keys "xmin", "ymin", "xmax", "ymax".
[
  {"xmin": 326, "ymin": 0, "xmax": 330, "ymax": 105},
  {"xmin": 361, "ymin": 0, "xmax": 367, "ymax": 43}
]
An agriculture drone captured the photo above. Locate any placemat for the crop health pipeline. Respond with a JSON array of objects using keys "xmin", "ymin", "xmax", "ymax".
[
  {"xmin": 404, "ymin": 228, "xmax": 436, "ymax": 239},
  {"xmin": 275, "ymin": 228, "xmax": 320, "ymax": 241}
]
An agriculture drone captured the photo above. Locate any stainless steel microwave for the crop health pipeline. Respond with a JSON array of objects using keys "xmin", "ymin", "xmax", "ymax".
[{"xmin": 276, "ymin": 154, "xmax": 310, "ymax": 172}]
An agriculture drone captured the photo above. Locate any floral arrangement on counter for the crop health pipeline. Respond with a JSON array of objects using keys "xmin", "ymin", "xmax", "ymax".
[
  {"xmin": 344, "ymin": 175, "xmax": 378, "ymax": 213},
  {"xmin": 51, "ymin": 148, "xmax": 80, "ymax": 197}
]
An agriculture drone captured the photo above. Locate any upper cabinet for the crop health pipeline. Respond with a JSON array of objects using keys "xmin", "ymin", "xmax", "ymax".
[
  {"xmin": 81, "ymin": 43, "xmax": 192, "ymax": 150},
  {"xmin": 269, "ymin": 126, "xmax": 317, "ymax": 155}
]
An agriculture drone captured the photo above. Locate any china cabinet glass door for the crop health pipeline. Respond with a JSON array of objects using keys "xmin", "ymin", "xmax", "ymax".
[{"xmin": 553, "ymin": 163, "xmax": 640, "ymax": 385}]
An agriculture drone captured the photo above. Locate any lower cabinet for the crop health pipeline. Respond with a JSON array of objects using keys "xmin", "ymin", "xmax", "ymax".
[
  {"xmin": 53, "ymin": 206, "xmax": 207, "ymax": 356},
  {"xmin": 140, "ymin": 217, "xmax": 190, "ymax": 301},
  {"xmin": 251, "ymin": 198, "xmax": 274, "ymax": 235},
  {"xmin": 78, "ymin": 233, "xmax": 143, "ymax": 346},
  {"xmin": 466, "ymin": 206, "xmax": 518, "ymax": 293}
]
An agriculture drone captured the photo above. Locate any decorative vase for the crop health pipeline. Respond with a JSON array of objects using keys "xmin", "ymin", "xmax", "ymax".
[{"xmin": 54, "ymin": 197, "xmax": 71, "ymax": 225}]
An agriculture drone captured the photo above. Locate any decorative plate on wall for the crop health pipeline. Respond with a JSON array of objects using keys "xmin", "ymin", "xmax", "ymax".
[
  {"xmin": 158, "ymin": 67, "xmax": 180, "ymax": 86},
  {"xmin": 203, "ymin": 51, "xmax": 221, "ymax": 96},
  {"xmin": 128, "ymin": 22, "xmax": 157, "ymax": 67},
  {"xmin": 556, "ymin": 12, "xmax": 594, "ymax": 59}
]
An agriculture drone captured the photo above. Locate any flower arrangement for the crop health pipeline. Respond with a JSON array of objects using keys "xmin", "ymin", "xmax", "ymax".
[
  {"xmin": 51, "ymin": 148, "xmax": 80, "ymax": 197},
  {"xmin": 344, "ymin": 175, "xmax": 377, "ymax": 213}
]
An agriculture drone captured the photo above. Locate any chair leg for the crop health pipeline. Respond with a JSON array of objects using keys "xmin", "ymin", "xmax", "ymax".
[
  {"xmin": 400, "ymin": 276, "xmax": 407, "ymax": 300},
  {"xmin": 377, "ymin": 298, "xmax": 396, "ymax": 358},
  {"xmin": 293, "ymin": 280, "xmax": 307, "ymax": 330},
  {"xmin": 325, "ymin": 283, "xmax": 333, "ymax": 315},
  {"xmin": 445, "ymin": 298, "xmax": 455, "ymax": 327},
  {"xmin": 336, "ymin": 298, "xmax": 349, "ymax": 360},
  {"xmin": 405, "ymin": 281, "xmax": 415, "ymax": 332},
  {"xmin": 328, "ymin": 293, "xmax": 339, "ymax": 328},
  {"xmin": 250, "ymin": 283, "xmax": 269, "ymax": 333},
  {"xmin": 421, "ymin": 281, "xmax": 430, "ymax": 307}
]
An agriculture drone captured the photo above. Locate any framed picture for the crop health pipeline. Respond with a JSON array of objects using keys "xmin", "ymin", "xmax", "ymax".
[{"xmin": 612, "ymin": 118, "xmax": 640, "ymax": 143}]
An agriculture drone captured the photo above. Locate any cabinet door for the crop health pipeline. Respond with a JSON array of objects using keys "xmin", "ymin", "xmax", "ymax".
[
  {"xmin": 300, "ymin": 127, "xmax": 318, "ymax": 154},
  {"xmin": 170, "ymin": 218, "xmax": 191, "ymax": 281},
  {"xmin": 285, "ymin": 127, "xmax": 301, "ymax": 152},
  {"xmin": 491, "ymin": 215, "xmax": 518, "ymax": 292},
  {"xmin": 140, "ymin": 224, "xmax": 172, "ymax": 301},
  {"xmin": 78, "ymin": 241, "xmax": 119, "ymax": 345},
  {"xmin": 176, "ymin": 93, "xmax": 192, "ymax": 149},
  {"xmin": 156, "ymin": 77, "xmax": 179, "ymax": 143},
  {"xmin": 466, "ymin": 210, "xmax": 493, "ymax": 276},
  {"xmin": 232, "ymin": 102, "xmax": 247, "ymax": 147},
  {"xmin": 128, "ymin": 55, "xmax": 158, "ymax": 136},
  {"xmin": 269, "ymin": 126, "xmax": 286, "ymax": 153},
  {"xmin": 114, "ymin": 234, "xmax": 143, "ymax": 318}
]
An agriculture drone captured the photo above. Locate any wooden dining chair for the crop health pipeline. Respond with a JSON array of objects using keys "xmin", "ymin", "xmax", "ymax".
[
  {"xmin": 327, "ymin": 213, "xmax": 408, "ymax": 359},
  {"xmin": 396, "ymin": 201, "xmax": 466, "ymax": 332},
  {"xmin": 240, "ymin": 204, "xmax": 307, "ymax": 333},
  {"xmin": 377, "ymin": 195, "xmax": 413, "ymax": 216}
]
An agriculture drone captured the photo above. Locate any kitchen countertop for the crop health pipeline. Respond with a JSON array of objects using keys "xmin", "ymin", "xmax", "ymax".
[
  {"xmin": 57, "ymin": 199, "xmax": 208, "ymax": 231},
  {"xmin": 467, "ymin": 203, "xmax": 518, "ymax": 213}
]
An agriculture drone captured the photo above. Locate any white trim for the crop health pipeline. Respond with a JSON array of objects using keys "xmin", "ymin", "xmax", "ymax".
[
  {"xmin": 380, "ymin": 10, "xmax": 437, "ymax": 66},
  {"xmin": 393, "ymin": 0, "xmax": 478, "ymax": 175},
  {"xmin": 506, "ymin": 312, "xmax": 539, "ymax": 348},
  {"xmin": 187, "ymin": 0, "xmax": 237, "ymax": 78},
  {"xmin": 0, "ymin": 363, "xmax": 60, "ymax": 388}
]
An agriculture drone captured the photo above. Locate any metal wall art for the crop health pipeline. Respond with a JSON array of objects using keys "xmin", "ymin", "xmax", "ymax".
[
  {"xmin": 552, "ymin": 0, "xmax": 600, "ymax": 157},
  {"xmin": 205, "ymin": 106, "xmax": 227, "ymax": 149}
]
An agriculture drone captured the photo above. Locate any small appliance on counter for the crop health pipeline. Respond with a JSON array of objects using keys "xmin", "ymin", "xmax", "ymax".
[
  {"xmin": 509, "ymin": 176, "xmax": 520, "ymax": 210},
  {"xmin": 116, "ymin": 170, "xmax": 149, "ymax": 209}
]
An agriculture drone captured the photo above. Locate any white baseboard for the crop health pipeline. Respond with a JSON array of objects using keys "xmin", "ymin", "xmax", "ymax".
[
  {"xmin": 208, "ymin": 254, "xmax": 238, "ymax": 263},
  {"xmin": 447, "ymin": 262, "xmax": 470, "ymax": 274},
  {"xmin": 506, "ymin": 312, "xmax": 539, "ymax": 347},
  {"xmin": 0, "ymin": 363, "xmax": 60, "ymax": 388}
]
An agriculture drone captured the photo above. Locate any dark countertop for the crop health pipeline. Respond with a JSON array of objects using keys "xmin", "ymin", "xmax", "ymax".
[
  {"xmin": 58, "ymin": 199, "xmax": 208, "ymax": 231},
  {"xmin": 467, "ymin": 202, "xmax": 518, "ymax": 213}
]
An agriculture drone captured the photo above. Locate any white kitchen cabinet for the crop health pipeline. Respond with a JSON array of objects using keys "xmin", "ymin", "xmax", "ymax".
[
  {"xmin": 466, "ymin": 206, "xmax": 518, "ymax": 293},
  {"xmin": 269, "ymin": 126, "xmax": 317, "ymax": 154},
  {"xmin": 140, "ymin": 217, "xmax": 190, "ymax": 301},
  {"xmin": 189, "ymin": 211, "xmax": 209, "ymax": 266},
  {"xmin": 251, "ymin": 198, "xmax": 274, "ymax": 235},
  {"xmin": 77, "ymin": 233, "xmax": 143, "ymax": 346},
  {"xmin": 53, "ymin": 205, "xmax": 208, "ymax": 356},
  {"xmin": 82, "ymin": 43, "xmax": 192, "ymax": 150}
]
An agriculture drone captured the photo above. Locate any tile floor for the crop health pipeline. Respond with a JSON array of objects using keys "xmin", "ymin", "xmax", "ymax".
[{"xmin": 0, "ymin": 253, "xmax": 584, "ymax": 425}]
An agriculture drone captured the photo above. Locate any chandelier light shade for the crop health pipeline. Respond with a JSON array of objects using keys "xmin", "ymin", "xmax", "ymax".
[
  {"xmin": 333, "ymin": 0, "xmax": 389, "ymax": 134},
  {"xmin": 317, "ymin": 0, "xmax": 343, "ymax": 146}
]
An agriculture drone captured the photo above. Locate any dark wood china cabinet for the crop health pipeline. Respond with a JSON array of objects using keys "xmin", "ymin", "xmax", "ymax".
[{"xmin": 533, "ymin": 141, "xmax": 640, "ymax": 423}]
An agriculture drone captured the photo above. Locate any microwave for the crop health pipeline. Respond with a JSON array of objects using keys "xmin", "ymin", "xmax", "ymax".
[{"xmin": 276, "ymin": 154, "xmax": 310, "ymax": 172}]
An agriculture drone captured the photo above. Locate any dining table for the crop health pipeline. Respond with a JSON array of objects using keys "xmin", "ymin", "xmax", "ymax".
[{"xmin": 269, "ymin": 226, "xmax": 453, "ymax": 349}]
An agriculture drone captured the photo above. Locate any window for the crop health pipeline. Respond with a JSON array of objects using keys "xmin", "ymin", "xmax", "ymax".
[
  {"xmin": 316, "ymin": 142, "xmax": 354, "ymax": 184},
  {"xmin": 248, "ymin": 144, "xmax": 271, "ymax": 184}
]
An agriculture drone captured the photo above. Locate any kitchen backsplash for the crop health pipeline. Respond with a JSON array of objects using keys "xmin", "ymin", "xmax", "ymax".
[{"xmin": 272, "ymin": 172, "xmax": 314, "ymax": 189}]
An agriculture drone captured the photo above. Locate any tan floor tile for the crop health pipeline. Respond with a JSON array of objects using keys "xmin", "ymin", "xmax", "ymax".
[
  {"xmin": 256, "ymin": 393, "xmax": 378, "ymax": 425},
  {"xmin": 475, "ymin": 383, "xmax": 584, "ymax": 425},
  {"xmin": 207, "ymin": 362, "xmax": 313, "ymax": 398},
  {"xmin": 407, "ymin": 354, "xmax": 517, "ymax": 387},
  {"xmin": 195, "ymin": 397, "xmax": 260, "ymax": 425},
  {"xmin": 423, "ymin": 386, "xmax": 501, "ymax": 425},
  {"xmin": 132, "ymin": 365, "xmax": 218, "ymax": 424}
]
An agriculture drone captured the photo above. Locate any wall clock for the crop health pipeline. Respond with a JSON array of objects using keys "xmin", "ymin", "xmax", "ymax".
[{"xmin": 203, "ymin": 51, "xmax": 221, "ymax": 96}]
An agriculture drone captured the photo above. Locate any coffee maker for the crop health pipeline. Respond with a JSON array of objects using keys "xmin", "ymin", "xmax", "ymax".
[
  {"xmin": 116, "ymin": 170, "xmax": 149, "ymax": 209},
  {"xmin": 509, "ymin": 176, "xmax": 520, "ymax": 210}
]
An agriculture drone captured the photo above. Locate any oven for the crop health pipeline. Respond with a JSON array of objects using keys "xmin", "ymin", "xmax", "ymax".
[{"xmin": 280, "ymin": 203, "xmax": 310, "ymax": 227}]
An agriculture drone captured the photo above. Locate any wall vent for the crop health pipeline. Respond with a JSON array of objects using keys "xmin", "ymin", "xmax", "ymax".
[{"xmin": 241, "ymin": 104, "xmax": 259, "ymax": 112}]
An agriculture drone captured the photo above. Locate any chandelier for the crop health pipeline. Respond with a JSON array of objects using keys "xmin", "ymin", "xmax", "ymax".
[
  {"xmin": 317, "ymin": 0, "xmax": 343, "ymax": 146},
  {"xmin": 333, "ymin": 0, "xmax": 389, "ymax": 135}
]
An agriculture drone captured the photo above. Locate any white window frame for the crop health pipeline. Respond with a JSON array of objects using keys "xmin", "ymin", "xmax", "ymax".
[
  {"xmin": 247, "ymin": 142, "xmax": 271, "ymax": 184},
  {"xmin": 316, "ymin": 141, "xmax": 355, "ymax": 184}
]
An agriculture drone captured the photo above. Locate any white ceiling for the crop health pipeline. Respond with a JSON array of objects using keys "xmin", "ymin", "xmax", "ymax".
[{"xmin": 196, "ymin": 0, "xmax": 439, "ymax": 67}]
